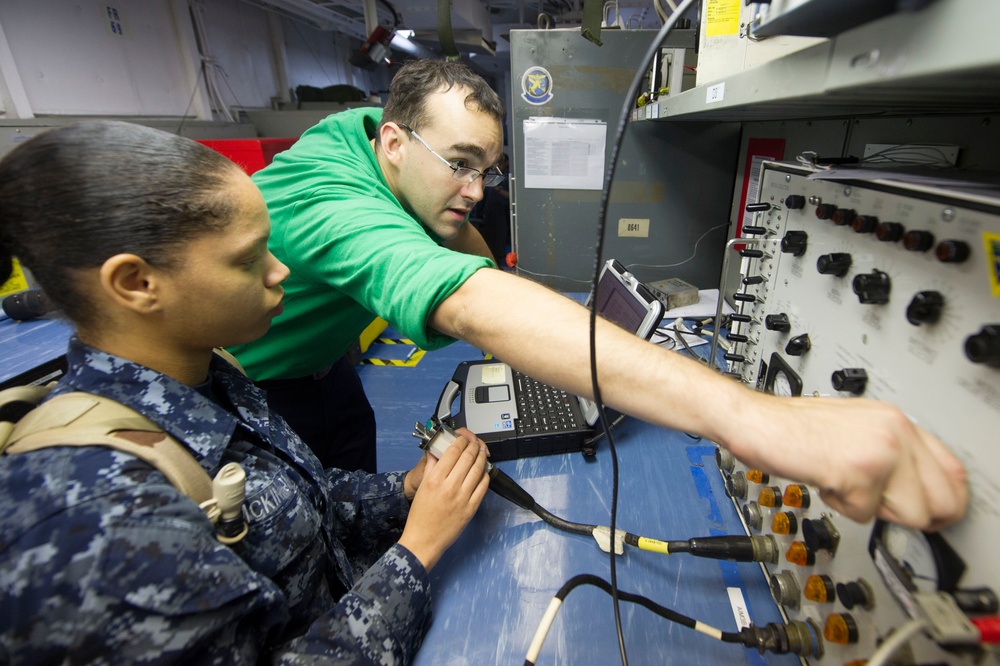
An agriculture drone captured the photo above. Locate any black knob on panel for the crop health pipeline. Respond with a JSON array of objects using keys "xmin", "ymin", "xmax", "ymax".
[
  {"xmin": 742, "ymin": 225, "xmax": 767, "ymax": 235},
  {"xmin": 729, "ymin": 333, "xmax": 749, "ymax": 343},
  {"xmin": 837, "ymin": 580, "xmax": 875, "ymax": 611},
  {"xmin": 729, "ymin": 313, "xmax": 752, "ymax": 323},
  {"xmin": 742, "ymin": 275, "xmax": 765, "ymax": 286},
  {"xmin": 935, "ymin": 240, "xmax": 970, "ymax": 264},
  {"xmin": 765, "ymin": 313, "xmax": 791, "ymax": 332},
  {"xmin": 832, "ymin": 368, "xmax": 868, "ymax": 394},
  {"xmin": 802, "ymin": 518, "xmax": 837, "ymax": 553},
  {"xmin": 781, "ymin": 230, "xmax": 808, "ymax": 257},
  {"xmin": 831, "ymin": 208, "xmax": 856, "ymax": 226},
  {"xmin": 784, "ymin": 194, "xmax": 806, "ymax": 210},
  {"xmin": 733, "ymin": 292, "xmax": 756, "ymax": 303},
  {"xmin": 785, "ymin": 334, "xmax": 811, "ymax": 356},
  {"xmin": 815, "ymin": 204, "xmax": 837, "ymax": 220},
  {"xmin": 903, "ymin": 230, "xmax": 935, "ymax": 252},
  {"xmin": 964, "ymin": 324, "xmax": 1000, "ymax": 367},
  {"xmin": 852, "ymin": 270, "xmax": 891, "ymax": 304},
  {"xmin": 740, "ymin": 248, "xmax": 764, "ymax": 258},
  {"xmin": 724, "ymin": 352, "xmax": 747, "ymax": 363},
  {"xmin": 746, "ymin": 202, "xmax": 772, "ymax": 212},
  {"xmin": 851, "ymin": 215, "xmax": 879, "ymax": 234},
  {"xmin": 875, "ymin": 222, "xmax": 905, "ymax": 242},
  {"xmin": 906, "ymin": 291, "xmax": 945, "ymax": 326},
  {"xmin": 817, "ymin": 253, "xmax": 852, "ymax": 277}
]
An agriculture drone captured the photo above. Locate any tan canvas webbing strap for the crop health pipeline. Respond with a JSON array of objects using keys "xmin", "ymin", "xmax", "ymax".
[
  {"xmin": 0, "ymin": 384, "xmax": 51, "ymax": 449},
  {"xmin": 3, "ymin": 391, "xmax": 214, "ymax": 506},
  {"xmin": 212, "ymin": 347, "xmax": 246, "ymax": 375}
]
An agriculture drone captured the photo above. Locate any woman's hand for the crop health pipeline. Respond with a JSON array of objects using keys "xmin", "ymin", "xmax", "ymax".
[
  {"xmin": 398, "ymin": 430, "xmax": 490, "ymax": 571},
  {"xmin": 403, "ymin": 427, "xmax": 487, "ymax": 500}
]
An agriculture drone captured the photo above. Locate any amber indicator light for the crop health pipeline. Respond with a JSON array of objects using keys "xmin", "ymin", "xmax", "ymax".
[
  {"xmin": 785, "ymin": 541, "xmax": 815, "ymax": 566},
  {"xmin": 771, "ymin": 512, "xmax": 798, "ymax": 536},
  {"xmin": 823, "ymin": 613, "xmax": 859, "ymax": 644},
  {"xmin": 782, "ymin": 484, "xmax": 810, "ymax": 509},
  {"xmin": 758, "ymin": 486, "xmax": 783, "ymax": 508},
  {"xmin": 804, "ymin": 575, "xmax": 835, "ymax": 603}
]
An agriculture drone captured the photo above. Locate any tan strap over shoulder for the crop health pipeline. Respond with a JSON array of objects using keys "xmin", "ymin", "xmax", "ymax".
[{"xmin": 3, "ymin": 391, "xmax": 214, "ymax": 506}]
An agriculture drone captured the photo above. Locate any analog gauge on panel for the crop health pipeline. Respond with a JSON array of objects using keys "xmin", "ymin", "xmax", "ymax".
[
  {"xmin": 868, "ymin": 520, "xmax": 966, "ymax": 603},
  {"xmin": 763, "ymin": 352, "xmax": 803, "ymax": 397}
]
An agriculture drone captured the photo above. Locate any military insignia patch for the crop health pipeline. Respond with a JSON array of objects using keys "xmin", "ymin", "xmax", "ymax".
[{"xmin": 521, "ymin": 66, "xmax": 553, "ymax": 105}]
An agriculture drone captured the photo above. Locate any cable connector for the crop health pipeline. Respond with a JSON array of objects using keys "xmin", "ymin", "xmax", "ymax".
[
  {"xmin": 913, "ymin": 591, "xmax": 980, "ymax": 647},
  {"xmin": 739, "ymin": 619, "xmax": 824, "ymax": 658},
  {"xmin": 672, "ymin": 535, "xmax": 779, "ymax": 563}
]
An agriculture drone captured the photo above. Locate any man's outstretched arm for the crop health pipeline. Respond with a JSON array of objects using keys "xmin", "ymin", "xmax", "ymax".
[{"xmin": 429, "ymin": 268, "xmax": 968, "ymax": 531}]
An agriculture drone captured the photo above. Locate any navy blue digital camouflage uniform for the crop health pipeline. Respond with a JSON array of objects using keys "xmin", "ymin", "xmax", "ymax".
[{"xmin": 0, "ymin": 337, "xmax": 432, "ymax": 664}]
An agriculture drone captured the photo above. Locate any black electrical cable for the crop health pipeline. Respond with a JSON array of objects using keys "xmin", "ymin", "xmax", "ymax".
[
  {"xmin": 523, "ymin": 574, "xmax": 825, "ymax": 664},
  {"xmin": 487, "ymin": 465, "xmax": 597, "ymax": 536},
  {"xmin": 524, "ymin": 574, "xmax": 743, "ymax": 665},
  {"xmin": 532, "ymin": 503, "xmax": 596, "ymax": 537},
  {"xmin": 582, "ymin": 413, "xmax": 628, "ymax": 448},
  {"xmin": 584, "ymin": 1, "xmax": 699, "ymax": 663},
  {"xmin": 491, "ymin": 463, "xmax": 781, "ymax": 564},
  {"xmin": 378, "ymin": 0, "xmax": 401, "ymax": 27}
]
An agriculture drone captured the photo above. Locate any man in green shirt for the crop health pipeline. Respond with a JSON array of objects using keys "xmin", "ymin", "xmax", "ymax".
[
  {"xmin": 233, "ymin": 59, "xmax": 967, "ymax": 532},
  {"xmin": 232, "ymin": 60, "xmax": 499, "ymax": 473}
]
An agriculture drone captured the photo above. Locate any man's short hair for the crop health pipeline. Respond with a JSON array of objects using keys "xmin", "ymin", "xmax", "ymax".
[{"xmin": 379, "ymin": 59, "xmax": 504, "ymax": 135}]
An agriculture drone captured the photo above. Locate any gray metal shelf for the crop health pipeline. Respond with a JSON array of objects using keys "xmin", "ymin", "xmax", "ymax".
[{"xmin": 653, "ymin": 0, "xmax": 1000, "ymax": 122}]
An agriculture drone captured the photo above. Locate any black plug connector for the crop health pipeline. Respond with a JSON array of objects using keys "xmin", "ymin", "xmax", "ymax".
[
  {"xmin": 673, "ymin": 535, "xmax": 779, "ymax": 563},
  {"xmin": 487, "ymin": 466, "xmax": 536, "ymax": 511},
  {"xmin": 739, "ymin": 620, "xmax": 824, "ymax": 658}
]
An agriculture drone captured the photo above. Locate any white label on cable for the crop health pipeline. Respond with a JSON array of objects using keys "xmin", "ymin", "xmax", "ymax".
[
  {"xmin": 727, "ymin": 587, "xmax": 752, "ymax": 629},
  {"xmin": 706, "ymin": 82, "xmax": 725, "ymax": 104}
]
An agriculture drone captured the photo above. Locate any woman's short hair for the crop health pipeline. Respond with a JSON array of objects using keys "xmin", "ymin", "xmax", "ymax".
[{"xmin": 0, "ymin": 121, "xmax": 244, "ymax": 328}]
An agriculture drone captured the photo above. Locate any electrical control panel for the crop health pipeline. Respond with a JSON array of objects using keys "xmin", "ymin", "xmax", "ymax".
[{"xmin": 719, "ymin": 162, "xmax": 1000, "ymax": 664}]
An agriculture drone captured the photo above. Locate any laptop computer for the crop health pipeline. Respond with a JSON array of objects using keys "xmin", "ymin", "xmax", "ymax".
[{"xmin": 433, "ymin": 259, "xmax": 665, "ymax": 461}]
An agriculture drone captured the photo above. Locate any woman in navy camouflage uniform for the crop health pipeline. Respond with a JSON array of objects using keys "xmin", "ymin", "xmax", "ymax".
[{"xmin": 0, "ymin": 120, "xmax": 489, "ymax": 664}]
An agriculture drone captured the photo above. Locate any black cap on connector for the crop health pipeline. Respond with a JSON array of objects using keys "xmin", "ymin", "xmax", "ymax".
[
  {"xmin": 487, "ymin": 466, "xmax": 536, "ymax": 512},
  {"xmin": 739, "ymin": 620, "xmax": 824, "ymax": 658},
  {"xmin": 680, "ymin": 535, "xmax": 779, "ymax": 563}
]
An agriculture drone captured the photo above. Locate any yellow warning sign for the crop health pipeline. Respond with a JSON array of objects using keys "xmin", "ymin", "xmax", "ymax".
[
  {"xmin": 704, "ymin": 0, "xmax": 741, "ymax": 37},
  {"xmin": 984, "ymin": 232, "xmax": 1000, "ymax": 298},
  {"xmin": 359, "ymin": 337, "xmax": 426, "ymax": 367},
  {"xmin": 1, "ymin": 257, "xmax": 30, "ymax": 298}
]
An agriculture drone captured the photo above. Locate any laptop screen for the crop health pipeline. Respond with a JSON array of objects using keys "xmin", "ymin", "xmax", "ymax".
[
  {"xmin": 595, "ymin": 273, "xmax": 651, "ymax": 334},
  {"xmin": 589, "ymin": 259, "xmax": 664, "ymax": 342}
]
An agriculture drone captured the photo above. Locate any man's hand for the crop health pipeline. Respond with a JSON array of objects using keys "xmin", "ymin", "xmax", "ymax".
[{"xmin": 731, "ymin": 393, "xmax": 968, "ymax": 531}]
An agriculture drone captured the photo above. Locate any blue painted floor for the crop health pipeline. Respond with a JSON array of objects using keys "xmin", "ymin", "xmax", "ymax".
[{"xmin": 356, "ymin": 327, "xmax": 796, "ymax": 665}]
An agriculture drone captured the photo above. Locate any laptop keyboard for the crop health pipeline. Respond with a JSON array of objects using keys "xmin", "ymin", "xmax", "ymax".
[{"xmin": 513, "ymin": 370, "xmax": 586, "ymax": 435}]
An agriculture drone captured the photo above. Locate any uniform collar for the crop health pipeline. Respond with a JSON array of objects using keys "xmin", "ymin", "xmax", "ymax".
[{"xmin": 56, "ymin": 337, "xmax": 273, "ymax": 470}]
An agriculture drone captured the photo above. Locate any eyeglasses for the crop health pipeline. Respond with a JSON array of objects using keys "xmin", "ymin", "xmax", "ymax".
[{"xmin": 398, "ymin": 124, "xmax": 504, "ymax": 188}]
